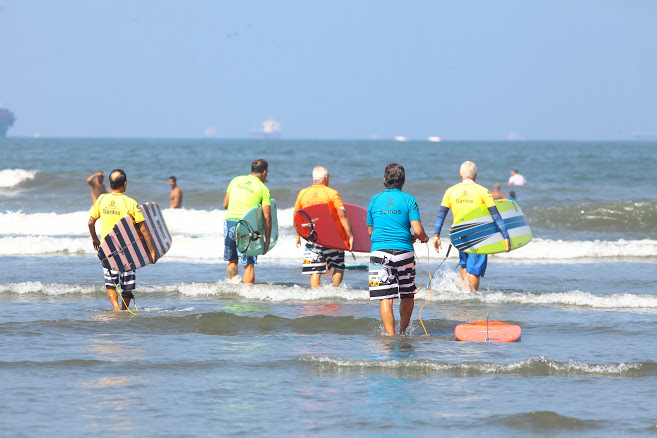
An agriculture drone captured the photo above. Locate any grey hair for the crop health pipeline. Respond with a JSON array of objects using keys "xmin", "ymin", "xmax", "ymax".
[
  {"xmin": 312, "ymin": 166, "xmax": 329, "ymax": 182},
  {"xmin": 460, "ymin": 161, "xmax": 477, "ymax": 179}
]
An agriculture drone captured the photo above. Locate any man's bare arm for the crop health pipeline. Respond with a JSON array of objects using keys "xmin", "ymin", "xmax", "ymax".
[
  {"xmin": 87, "ymin": 172, "xmax": 103, "ymax": 187},
  {"xmin": 222, "ymin": 191, "xmax": 230, "ymax": 209},
  {"xmin": 138, "ymin": 221, "xmax": 158, "ymax": 263},
  {"xmin": 262, "ymin": 204, "xmax": 272, "ymax": 255},
  {"xmin": 411, "ymin": 220, "xmax": 429, "ymax": 243},
  {"xmin": 337, "ymin": 208, "xmax": 354, "ymax": 251},
  {"xmin": 88, "ymin": 216, "xmax": 100, "ymax": 251}
]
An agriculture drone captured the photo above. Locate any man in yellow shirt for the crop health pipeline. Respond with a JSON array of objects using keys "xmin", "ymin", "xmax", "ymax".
[
  {"xmin": 88, "ymin": 169, "xmax": 157, "ymax": 311},
  {"xmin": 294, "ymin": 166, "xmax": 353, "ymax": 288},
  {"xmin": 223, "ymin": 159, "xmax": 272, "ymax": 284},
  {"xmin": 433, "ymin": 161, "xmax": 510, "ymax": 291}
]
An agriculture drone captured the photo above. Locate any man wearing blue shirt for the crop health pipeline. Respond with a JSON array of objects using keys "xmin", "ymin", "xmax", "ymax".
[{"xmin": 367, "ymin": 163, "xmax": 429, "ymax": 335}]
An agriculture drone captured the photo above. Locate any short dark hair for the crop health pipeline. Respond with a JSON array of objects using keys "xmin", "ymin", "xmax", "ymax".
[
  {"xmin": 169, "ymin": 176, "xmax": 177, "ymax": 182},
  {"xmin": 251, "ymin": 159, "xmax": 268, "ymax": 174},
  {"xmin": 109, "ymin": 169, "xmax": 127, "ymax": 190},
  {"xmin": 384, "ymin": 163, "xmax": 405, "ymax": 189}
]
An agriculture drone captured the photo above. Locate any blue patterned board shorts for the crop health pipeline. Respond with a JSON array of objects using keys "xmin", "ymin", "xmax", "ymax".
[{"xmin": 224, "ymin": 220, "xmax": 257, "ymax": 266}]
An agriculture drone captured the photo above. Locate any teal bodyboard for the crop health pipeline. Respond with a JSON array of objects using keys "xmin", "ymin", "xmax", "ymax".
[
  {"xmin": 235, "ymin": 199, "xmax": 278, "ymax": 256},
  {"xmin": 449, "ymin": 200, "xmax": 532, "ymax": 254}
]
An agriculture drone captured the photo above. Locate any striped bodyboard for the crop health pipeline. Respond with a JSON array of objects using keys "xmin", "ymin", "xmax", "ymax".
[
  {"xmin": 449, "ymin": 200, "xmax": 532, "ymax": 254},
  {"xmin": 97, "ymin": 202, "xmax": 172, "ymax": 272}
]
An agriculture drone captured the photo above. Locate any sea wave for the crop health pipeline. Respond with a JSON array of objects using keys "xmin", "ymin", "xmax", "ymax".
[
  {"xmin": 2, "ymin": 207, "xmax": 656, "ymax": 261},
  {"xmin": 0, "ymin": 234, "xmax": 655, "ymax": 262},
  {"xmin": 425, "ymin": 289, "xmax": 657, "ymax": 309},
  {"xmin": 528, "ymin": 201, "xmax": 657, "ymax": 234},
  {"xmin": 487, "ymin": 410, "xmax": 603, "ymax": 432},
  {"xmin": 3, "ymin": 282, "xmax": 657, "ymax": 310},
  {"xmin": 0, "ymin": 207, "xmax": 297, "ymax": 236},
  {"xmin": 0, "ymin": 168, "xmax": 38, "ymax": 189},
  {"xmin": 297, "ymin": 356, "xmax": 657, "ymax": 377},
  {"xmin": 494, "ymin": 238, "xmax": 657, "ymax": 260}
]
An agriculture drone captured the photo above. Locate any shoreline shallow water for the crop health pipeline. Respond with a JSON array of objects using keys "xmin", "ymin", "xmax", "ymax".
[{"xmin": 1, "ymin": 139, "xmax": 656, "ymax": 436}]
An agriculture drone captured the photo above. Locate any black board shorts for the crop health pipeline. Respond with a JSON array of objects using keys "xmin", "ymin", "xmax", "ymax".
[
  {"xmin": 103, "ymin": 268, "xmax": 136, "ymax": 291},
  {"xmin": 368, "ymin": 249, "xmax": 416, "ymax": 300},
  {"xmin": 302, "ymin": 242, "xmax": 345, "ymax": 274}
]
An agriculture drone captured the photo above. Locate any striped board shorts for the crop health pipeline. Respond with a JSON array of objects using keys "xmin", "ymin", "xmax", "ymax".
[
  {"xmin": 104, "ymin": 268, "xmax": 136, "ymax": 291},
  {"xmin": 368, "ymin": 249, "xmax": 417, "ymax": 300},
  {"xmin": 302, "ymin": 242, "xmax": 345, "ymax": 275}
]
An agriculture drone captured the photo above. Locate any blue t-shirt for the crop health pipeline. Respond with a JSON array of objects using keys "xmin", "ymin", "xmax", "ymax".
[{"xmin": 367, "ymin": 189, "xmax": 421, "ymax": 252}]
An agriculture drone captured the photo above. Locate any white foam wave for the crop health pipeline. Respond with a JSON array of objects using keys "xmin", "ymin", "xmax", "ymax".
[
  {"xmin": 0, "ymin": 234, "xmax": 310, "ymax": 261},
  {"xmin": 0, "ymin": 281, "xmax": 96, "ymax": 295},
  {"xmin": 177, "ymin": 281, "xmax": 368, "ymax": 301},
  {"xmin": 1, "ymin": 210, "xmax": 656, "ymax": 262},
  {"xmin": 421, "ymin": 289, "xmax": 657, "ymax": 309},
  {"xmin": 0, "ymin": 168, "xmax": 38, "ymax": 188},
  {"xmin": 0, "ymin": 207, "xmax": 298, "ymax": 237},
  {"xmin": 4, "ymin": 281, "xmax": 656, "ymax": 310},
  {"xmin": 163, "ymin": 282, "xmax": 657, "ymax": 309},
  {"xmin": 497, "ymin": 238, "xmax": 657, "ymax": 260},
  {"xmin": 1, "ymin": 233, "xmax": 656, "ymax": 263},
  {"xmin": 297, "ymin": 356, "xmax": 645, "ymax": 376},
  {"xmin": 0, "ymin": 211, "xmax": 91, "ymax": 236},
  {"xmin": 0, "ymin": 236, "xmax": 92, "ymax": 255}
]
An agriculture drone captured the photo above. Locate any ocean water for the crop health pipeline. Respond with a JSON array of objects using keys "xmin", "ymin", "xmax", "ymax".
[{"xmin": 1, "ymin": 138, "xmax": 656, "ymax": 437}]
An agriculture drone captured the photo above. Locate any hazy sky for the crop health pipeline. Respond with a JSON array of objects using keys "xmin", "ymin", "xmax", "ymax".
[{"xmin": 1, "ymin": 0, "xmax": 655, "ymax": 140}]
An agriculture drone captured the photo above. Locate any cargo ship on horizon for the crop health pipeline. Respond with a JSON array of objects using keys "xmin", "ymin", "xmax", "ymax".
[
  {"xmin": 248, "ymin": 119, "xmax": 280, "ymax": 139},
  {"xmin": 0, "ymin": 105, "xmax": 16, "ymax": 137}
]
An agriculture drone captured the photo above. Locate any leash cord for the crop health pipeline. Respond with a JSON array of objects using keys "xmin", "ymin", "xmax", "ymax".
[
  {"xmin": 418, "ymin": 242, "xmax": 433, "ymax": 336},
  {"xmin": 430, "ymin": 244, "xmax": 453, "ymax": 283},
  {"xmin": 101, "ymin": 261, "xmax": 138, "ymax": 315},
  {"xmin": 236, "ymin": 220, "xmax": 259, "ymax": 253},
  {"xmin": 418, "ymin": 243, "xmax": 454, "ymax": 335}
]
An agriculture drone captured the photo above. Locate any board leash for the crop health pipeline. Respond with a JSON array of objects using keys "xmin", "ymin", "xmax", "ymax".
[
  {"xmin": 429, "ymin": 244, "xmax": 453, "ymax": 288},
  {"xmin": 100, "ymin": 260, "xmax": 139, "ymax": 315},
  {"xmin": 236, "ymin": 219, "xmax": 262, "ymax": 253},
  {"xmin": 418, "ymin": 242, "xmax": 433, "ymax": 336},
  {"xmin": 294, "ymin": 210, "xmax": 318, "ymax": 243},
  {"xmin": 419, "ymin": 243, "xmax": 454, "ymax": 336}
]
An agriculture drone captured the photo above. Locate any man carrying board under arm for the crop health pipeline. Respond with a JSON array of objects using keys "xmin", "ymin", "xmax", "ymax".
[
  {"xmin": 88, "ymin": 169, "xmax": 158, "ymax": 311},
  {"xmin": 223, "ymin": 159, "xmax": 272, "ymax": 285},
  {"xmin": 294, "ymin": 166, "xmax": 354, "ymax": 289},
  {"xmin": 433, "ymin": 161, "xmax": 510, "ymax": 291}
]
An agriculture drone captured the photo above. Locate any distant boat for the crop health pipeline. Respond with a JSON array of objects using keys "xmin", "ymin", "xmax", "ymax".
[
  {"xmin": 632, "ymin": 132, "xmax": 657, "ymax": 140},
  {"xmin": 249, "ymin": 119, "xmax": 281, "ymax": 139},
  {"xmin": 428, "ymin": 136, "xmax": 441, "ymax": 142},
  {"xmin": 0, "ymin": 105, "xmax": 15, "ymax": 137},
  {"xmin": 394, "ymin": 136, "xmax": 407, "ymax": 142}
]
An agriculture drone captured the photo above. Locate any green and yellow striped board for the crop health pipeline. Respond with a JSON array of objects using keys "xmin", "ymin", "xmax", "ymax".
[{"xmin": 449, "ymin": 200, "xmax": 532, "ymax": 254}]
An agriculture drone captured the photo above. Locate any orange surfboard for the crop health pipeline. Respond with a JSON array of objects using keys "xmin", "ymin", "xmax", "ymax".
[
  {"xmin": 455, "ymin": 320, "xmax": 521, "ymax": 342},
  {"xmin": 294, "ymin": 203, "xmax": 371, "ymax": 253}
]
